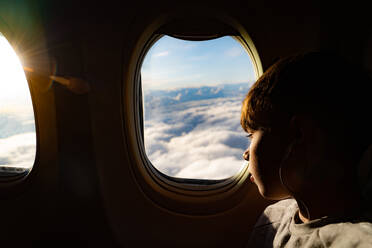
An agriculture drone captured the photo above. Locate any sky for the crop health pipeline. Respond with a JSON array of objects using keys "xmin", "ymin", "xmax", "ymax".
[
  {"xmin": 142, "ymin": 35, "xmax": 256, "ymax": 180},
  {"xmin": 0, "ymin": 33, "xmax": 36, "ymax": 169},
  {"xmin": 141, "ymin": 35, "xmax": 256, "ymax": 90}
]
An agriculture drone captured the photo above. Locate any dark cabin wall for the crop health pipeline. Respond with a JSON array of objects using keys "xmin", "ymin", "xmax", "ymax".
[
  {"xmin": 0, "ymin": 0, "xmax": 371, "ymax": 247},
  {"xmin": 231, "ymin": 1, "xmax": 322, "ymax": 69}
]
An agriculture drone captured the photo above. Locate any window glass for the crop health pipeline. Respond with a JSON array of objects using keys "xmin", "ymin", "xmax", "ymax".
[
  {"xmin": 0, "ymin": 32, "xmax": 36, "ymax": 177},
  {"xmin": 141, "ymin": 35, "xmax": 256, "ymax": 180}
]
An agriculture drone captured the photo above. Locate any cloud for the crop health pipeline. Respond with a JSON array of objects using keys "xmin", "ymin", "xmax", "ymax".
[
  {"xmin": 172, "ymin": 93, "xmax": 182, "ymax": 101},
  {"xmin": 225, "ymin": 46, "xmax": 244, "ymax": 57},
  {"xmin": 0, "ymin": 132, "xmax": 36, "ymax": 168},
  {"xmin": 0, "ymin": 111, "xmax": 36, "ymax": 169},
  {"xmin": 144, "ymin": 94, "xmax": 249, "ymax": 180},
  {"xmin": 211, "ymin": 87, "xmax": 222, "ymax": 94},
  {"xmin": 153, "ymin": 51, "xmax": 169, "ymax": 57},
  {"xmin": 0, "ymin": 111, "xmax": 35, "ymax": 139},
  {"xmin": 176, "ymin": 157, "xmax": 244, "ymax": 179}
]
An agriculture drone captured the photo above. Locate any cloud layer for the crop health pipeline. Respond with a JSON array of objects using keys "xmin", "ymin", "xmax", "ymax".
[
  {"xmin": 144, "ymin": 85, "xmax": 250, "ymax": 180},
  {"xmin": 0, "ymin": 111, "xmax": 36, "ymax": 168},
  {"xmin": 0, "ymin": 132, "xmax": 36, "ymax": 168}
]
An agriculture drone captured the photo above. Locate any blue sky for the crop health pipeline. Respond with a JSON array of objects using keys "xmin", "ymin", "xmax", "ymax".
[{"xmin": 141, "ymin": 35, "xmax": 256, "ymax": 90}]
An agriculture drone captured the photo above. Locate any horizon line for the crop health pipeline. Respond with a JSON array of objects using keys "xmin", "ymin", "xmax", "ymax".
[{"xmin": 143, "ymin": 80, "xmax": 254, "ymax": 92}]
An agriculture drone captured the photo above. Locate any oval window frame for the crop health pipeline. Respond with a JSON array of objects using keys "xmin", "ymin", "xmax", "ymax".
[{"xmin": 122, "ymin": 12, "xmax": 263, "ymax": 215}]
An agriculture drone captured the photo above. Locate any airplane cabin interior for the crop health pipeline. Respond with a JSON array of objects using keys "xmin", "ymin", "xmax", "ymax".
[{"xmin": 0, "ymin": 0, "xmax": 371, "ymax": 247}]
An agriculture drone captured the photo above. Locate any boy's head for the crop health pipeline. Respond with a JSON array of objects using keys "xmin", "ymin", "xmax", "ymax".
[{"xmin": 241, "ymin": 52, "xmax": 372, "ymax": 200}]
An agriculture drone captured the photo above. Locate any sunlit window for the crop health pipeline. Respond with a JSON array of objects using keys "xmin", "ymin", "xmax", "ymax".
[
  {"xmin": 0, "ymin": 32, "xmax": 36, "ymax": 177},
  {"xmin": 141, "ymin": 35, "xmax": 256, "ymax": 180}
]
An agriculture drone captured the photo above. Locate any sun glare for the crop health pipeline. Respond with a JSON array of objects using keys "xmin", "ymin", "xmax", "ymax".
[{"xmin": 0, "ymin": 33, "xmax": 32, "ymax": 110}]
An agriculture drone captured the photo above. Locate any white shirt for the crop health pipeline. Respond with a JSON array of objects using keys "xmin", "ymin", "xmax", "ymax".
[{"xmin": 247, "ymin": 198, "xmax": 372, "ymax": 248}]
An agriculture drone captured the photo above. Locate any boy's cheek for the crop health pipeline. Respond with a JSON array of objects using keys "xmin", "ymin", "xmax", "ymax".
[{"xmin": 253, "ymin": 161, "xmax": 291, "ymax": 199}]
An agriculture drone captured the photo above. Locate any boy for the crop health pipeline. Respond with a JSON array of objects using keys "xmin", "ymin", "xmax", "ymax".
[{"xmin": 241, "ymin": 52, "xmax": 372, "ymax": 247}]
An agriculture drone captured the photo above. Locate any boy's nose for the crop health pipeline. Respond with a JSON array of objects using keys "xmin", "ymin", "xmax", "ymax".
[{"xmin": 243, "ymin": 148, "xmax": 250, "ymax": 161}]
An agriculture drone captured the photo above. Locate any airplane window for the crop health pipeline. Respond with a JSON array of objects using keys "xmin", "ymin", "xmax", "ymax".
[
  {"xmin": 141, "ymin": 35, "xmax": 256, "ymax": 180},
  {"xmin": 0, "ymin": 32, "xmax": 36, "ymax": 178}
]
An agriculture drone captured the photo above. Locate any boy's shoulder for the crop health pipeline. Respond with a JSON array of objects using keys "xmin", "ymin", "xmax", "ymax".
[
  {"xmin": 317, "ymin": 221, "xmax": 372, "ymax": 247},
  {"xmin": 248, "ymin": 198, "xmax": 372, "ymax": 248},
  {"xmin": 246, "ymin": 199, "xmax": 297, "ymax": 248},
  {"xmin": 255, "ymin": 198, "xmax": 298, "ymax": 228}
]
